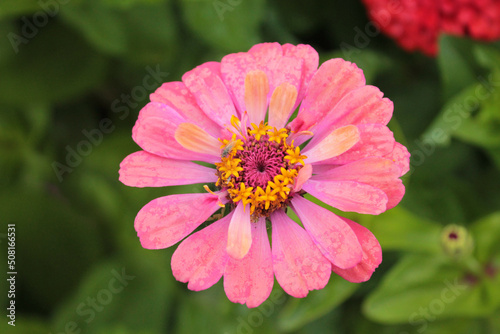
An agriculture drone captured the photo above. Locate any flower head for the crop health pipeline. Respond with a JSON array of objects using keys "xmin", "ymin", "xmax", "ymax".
[
  {"xmin": 119, "ymin": 43, "xmax": 410, "ymax": 307},
  {"xmin": 362, "ymin": 0, "xmax": 500, "ymax": 56}
]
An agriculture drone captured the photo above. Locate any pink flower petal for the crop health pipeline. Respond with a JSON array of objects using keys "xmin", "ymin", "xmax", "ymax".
[
  {"xmin": 248, "ymin": 43, "xmax": 283, "ymax": 91},
  {"xmin": 311, "ymin": 85, "xmax": 393, "ymax": 141},
  {"xmin": 271, "ymin": 210, "xmax": 331, "ymax": 298},
  {"xmin": 317, "ymin": 124, "xmax": 395, "ymax": 165},
  {"xmin": 332, "ymin": 217, "xmax": 382, "ymax": 283},
  {"xmin": 226, "ymin": 202, "xmax": 252, "ymax": 259},
  {"xmin": 221, "ymin": 52, "xmax": 258, "ymax": 115},
  {"xmin": 302, "ymin": 179, "xmax": 388, "ymax": 215},
  {"xmin": 132, "ymin": 102, "xmax": 217, "ymax": 163},
  {"xmin": 119, "ymin": 151, "xmax": 217, "ymax": 188},
  {"xmin": 271, "ymin": 55, "xmax": 303, "ymax": 100},
  {"xmin": 171, "ymin": 213, "xmax": 231, "ymax": 291},
  {"xmin": 224, "ymin": 218, "xmax": 274, "ymax": 308},
  {"xmin": 268, "ymin": 82, "xmax": 298, "ymax": 129},
  {"xmin": 244, "ymin": 70, "xmax": 270, "ymax": 124},
  {"xmin": 303, "ymin": 125, "xmax": 360, "ymax": 164},
  {"xmin": 134, "ymin": 193, "xmax": 222, "ymax": 249},
  {"xmin": 291, "ymin": 196, "xmax": 363, "ymax": 269},
  {"xmin": 182, "ymin": 62, "xmax": 237, "ymax": 127},
  {"xmin": 289, "ymin": 59, "xmax": 366, "ymax": 133},
  {"xmin": 282, "ymin": 43, "xmax": 319, "ymax": 110},
  {"xmin": 384, "ymin": 142, "xmax": 411, "ymax": 176},
  {"xmin": 312, "ymin": 157, "xmax": 405, "ymax": 209},
  {"xmin": 174, "ymin": 122, "xmax": 221, "ymax": 157},
  {"xmin": 150, "ymin": 81, "xmax": 222, "ymax": 137}
]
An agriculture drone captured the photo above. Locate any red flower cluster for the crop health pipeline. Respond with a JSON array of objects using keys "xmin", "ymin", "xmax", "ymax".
[{"xmin": 362, "ymin": 0, "xmax": 500, "ymax": 56}]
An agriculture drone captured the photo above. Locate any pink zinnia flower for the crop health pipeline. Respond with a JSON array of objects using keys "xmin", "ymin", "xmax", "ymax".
[{"xmin": 119, "ymin": 43, "xmax": 410, "ymax": 307}]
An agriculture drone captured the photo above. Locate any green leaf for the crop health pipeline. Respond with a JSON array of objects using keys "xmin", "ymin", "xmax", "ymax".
[
  {"xmin": 181, "ymin": 0, "xmax": 265, "ymax": 52},
  {"xmin": 61, "ymin": 0, "xmax": 127, "ymax": 55},
  {"xmin": 363, "ymin": 254, "xmax": 494, "ymax": 324},
  {"xmin": 420, "ymin": 83, "xmax": 480, "ymax": 147},
  {"xmin": 278, "ymin": 275, "xmax": 358, "ymax": 332},
  {"xmin": 120, "ymin": 3, "xmax": 178, "ymax": 65},
  {"xmin": 470, "ymin": 212, "xmax": 500, "ymax": 263},
  {"xmin": 438, "ymin": 35, "xmax": 478, "ymax": 100},
  {"xmin": 0, "ymin": 184, "xmax": 105, "ymax": 310},
  {"xmin": 51, "ymin": 255, "xmax": 173, "ymax": 334},
  {"xmin": 0, "ymin": 20, "xmax": 107, "ymax": 107},
  {"xmin": 0, "ymin": 317, "xmax": 50, "ymax": 334},
  {"xmin": 364, "ymin": 207, "xmax": 442, "ymax": 253}
]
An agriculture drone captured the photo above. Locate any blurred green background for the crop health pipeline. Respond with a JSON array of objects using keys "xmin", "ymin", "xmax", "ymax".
[{"xmin": 1, "ymin": 0, "xmax": 500, "ymax": 333}]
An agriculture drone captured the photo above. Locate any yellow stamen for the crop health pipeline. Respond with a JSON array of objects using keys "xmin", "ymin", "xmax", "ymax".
[
  {"xmin": 255, "ymin": 185, "xmax": 277, "ymax": 210},
  {"xmin": 267, "ymin": 127, "xmax": 288, "ymax": 144},
  {"xmin": 285, "ymin": 145, "xmax": 307, "ymax": 166},
  {"xmin": 248, "ymin": 121, "xmax": 273, "ymax": 141},
  {"xmin": 269, "ymin": 177, "xmax": 291, "ymax": 199}
]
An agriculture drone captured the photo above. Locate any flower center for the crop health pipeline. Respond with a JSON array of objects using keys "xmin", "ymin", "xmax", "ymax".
[{"xmin": 215, "ymin": 118, "xmax": 307, "ymax": 219}]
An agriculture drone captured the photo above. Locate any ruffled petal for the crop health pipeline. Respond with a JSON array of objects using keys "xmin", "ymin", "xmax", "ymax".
[
  {"xmin": 226, "ymin": 202, "xmax": 252, "ymax": 259},
  {"xmin": 150, "ymin": 81, "xmax": 222, "ymax": 137},
  {"xmin": 291, "ymin": 196, "xmax": 362, "ymax": 269},
  {"xmin": 312, "ymin": 85, "xmax": 393, "ymax": 141},
  {"xmin": 312, "ymin": 157, "xmax": 405, "ymax": 209},
  {"xmin": 282, "ymin": 43, "xmax": 319, "ymax": 110},
  {"xmin": 134, "ymin": 193, "xmax": 222, "ymax": 249},
  {"xmin": 303, "ymin": 125, "xmax": 360, "ymax": 164},
  {"xmin": 268, "ymin": 82, "xmax": 298, "ymax": 129},
  {"xmin": 171, "ymin": 213, "xmax": 231, "ymax": 291},
  {"xmin": 182, "ymin": 62, "xmax": 237, "ymax": 127},
  {"xmin": 318, "ymin": 124, "xmax": 395, "ymax": 165},
  {"xmin": 332, "ymin": 217, "xmax": 382, "ymax": 283},
  {"xmin": 119, "ymin": 151, "xmax": 217, "ymax": 187},
  {"xmin": 289, "ymin": 59, "xmax": 366, "ymax": 133},
  {"xmin": 224, "ymin": 218, "xmax": 274, "ymax": 308},
  {"xmin": 302, "ymin": 179, "xmax": 388, "ymax": 215},
  {"xmin": 271, "ymin": 210, "xmax": 331, "ymax": 298},
  {"xmin": 384, "ymin": 142, "xmax": 411, "ymax": 176},
  {"xmin": 244, "ymin": 70, "xmax": 269, "ymax": 124},
  {"xmin": 132, "ymin": 102, "xmax": 217, "ymax": 162}
]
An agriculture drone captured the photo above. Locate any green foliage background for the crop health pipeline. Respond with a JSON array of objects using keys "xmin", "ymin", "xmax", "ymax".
[{"xmin": 1, "ymin": 0, "xmax": 500, "ymax": 333}]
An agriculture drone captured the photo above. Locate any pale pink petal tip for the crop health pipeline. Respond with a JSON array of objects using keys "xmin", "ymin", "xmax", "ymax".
[
  {"xmin": 226, "ymin": 202, "xmax": 252, "ymax": 259},
  {"xmin": 224, "ymin": 218, "xmax": 273, "ymax": 308},
  {"xmin": 271, "ymin": 210, "xmax": 331, "ymax": 298},
  {"xmin": 332, "ymin": 217, "xmax": 382, "ymax": 283}
]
